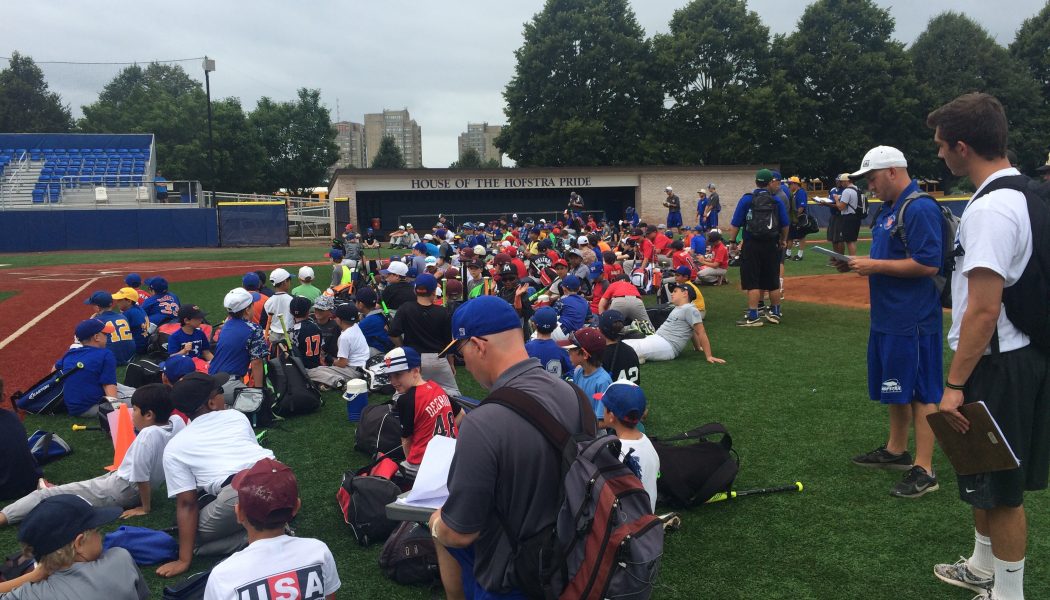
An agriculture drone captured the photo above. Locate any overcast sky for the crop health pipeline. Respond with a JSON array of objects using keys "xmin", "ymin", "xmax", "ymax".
[{"xmin": 3, "ymin": 0, "xmax": 1044, "ymax": 169}]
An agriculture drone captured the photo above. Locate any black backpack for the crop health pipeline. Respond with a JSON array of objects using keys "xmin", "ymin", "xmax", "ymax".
[
  {"xmin": 650, "ymin": 423, "xmax": 739, "ymax": 507},
  {"xmin": 378, "ymin": 521, "xmax": 440, "ymax": 586},
  {"xmin": 889, "ymin": 191, "xmax": 961, "ymax": 309},
  {"xmin": 162, "ymin": 570, "xmax": 210, "ymax": 600},
  {"xmin": 123, "ymin": 352, "xmax": 168, "ymax": 388},
  {"xmin": 354, "ymin": 401, "xmax": 403, "ymax": 459},
  {"xmin": 336, "ymin": 456, "xmax": 403, "ymax": 546},
  {"xmin": 267, "ymin": 345, "xmax": 323, "ymax": 417},
  {"xmin": 855, "ymin": 188, "xmax": 869, "ymax": 218},
  {"xmin": 746, "ymin": 190, "xmax": 780, "ymax": 240}
]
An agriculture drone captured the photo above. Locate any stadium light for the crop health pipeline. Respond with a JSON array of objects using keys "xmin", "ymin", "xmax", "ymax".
[{"xmin": 203, "ymin": 57, "xmax": 216, "ymax": 187}]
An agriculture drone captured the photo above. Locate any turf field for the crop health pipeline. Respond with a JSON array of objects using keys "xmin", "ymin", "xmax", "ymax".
[{"xmin": 0, "ymin": 244, "xmax": 1047, "ymax": 599}]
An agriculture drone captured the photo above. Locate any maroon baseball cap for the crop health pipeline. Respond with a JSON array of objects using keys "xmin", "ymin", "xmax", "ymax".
[
  {"xmin": 232, "ymin": 458, "xmax": 299, "ymax": 526},
  {"xmin": 558, "ymin": 327, "xmax": 607, "ymax": 359}
]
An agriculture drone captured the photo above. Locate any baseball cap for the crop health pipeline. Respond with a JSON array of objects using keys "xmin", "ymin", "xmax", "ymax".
[
  {"xmin": 371, "ymin": 346, "xmax": 422, "ymax": 375},
  {"xmin": 755, "ymin": 169, "xmax": 774, "ymax": 184},
  {"xmin": 473, "ymin": 245, "xmax": 487, "ymax": 256},
  {"xmin": 553, "ymin": 258, "xmax": 568, "ymax": 268},
  {"xmin": 335, "ymin": 303, "xmax": 359, "ymax": 323},
  {"xmin": 413, "ymin": 242, "xmax": 428, "ymax": 253},
  {"xmin": 598, "ymin": 310, "xmax": 627, "ymax": 339},
  {"xmin": 436, "ymin": 229, "xmax": 448, "ymax": 238},
  {"xmin": 708, "ymin": 183, "xmax": 717, "ymax": 189},
  {"xmin": 531, "ymin": 306, "xmax": 559, "ymax": 333},
  {"xmin": 242, "ymin": 272, "xmax": 261, "ymax": 290},
  {"xmin": 851, "ymin": 145, "xmax": 908, "ymax": 178},
  {"xmin": 577, "ymin": 235, "xmax": 589, "ymax": 245},
  {"xmin": 445, "ymin": 279, "xmax": 463, "ymax": 297},
  {"xmin": 269, "ymin": 268, "xmax": 291, "ymax": 285},
  {"xmin": 160, "ymin": 355, "xmax": 195, "ymax": 383},
  {"xmin": 787, "ymin": 176, "xmax": 802, "ymax": 185},
  {"xmin": 313, "ymin": 294, "xmax": 335, "ymax": 312},
  {"xmin": 423, "ymin": 234, "xmax": 434, "ymax": 241},
  {"xmin": 149, "ymin": 277, "xmax": 168, "ymax": 292},
  {"xmin": 599, "ymin": 380, "xmax": 647, "ymax": 425},
  {"xmin": 771, "ymin": 170, "xmax": 783, "ymax": 180},
  {"xmin": 558, "ymin": 327, "xmax": 606, "ymax": 358},
  {"xmin": 178, "ymin": 304, "xmax": 206, "ymax": 321},
  {"xmin": 290, "ymin": 296, "xmax": 312, "ymax": 318},
  {"xmin": 18, "ymin": 495, "xmax": 122, "ymax": 559},
  {"xmin": 398, "ymin": 225, "xmax": 406, "ymax": 230},
  {"xmin": 298, "ymin": 266, "xmax": 315, "ymax": 280},
  {"xmin": 562, "ymin": 274, "xmax": 581, "ymax": 290},
  {"xmin": 224, "ymin": 288, "xmax": 254, "ymax": 312},
  {"xmin": 836, "ymin": 173, "xmax": 852, "ymax": 182},
  {"xmin": 466, "ymin": 260, "xmax": 484, "ymax": 270},
  {"xmin": 414, "ymin": 273, "xmax": 438, "ymax": 292},
  {"xmin": 171, "ymin": 371, "xmax": 229, "ymax": 415},
  {"xmin": 665, "ymin": 186, "xmax": 673, "ymax": 192},
  {"xmin": 354, "ymin": 286, "xmax": 377, "ymax": 305},
  {"xmin": 232, "ymin": 458, "xmax": 299, "ymax": 527},
  {"xmin": 424, "ymin": 256, "xmax": 438, "ymax": 266},
  {"xmin": 499, "ymin": 262, "xmax": 516, "ymax": 277},
  {"xmin": 124, "ymin": 273, "xmax": 142, "ymax": 287},
  {"xmin": 674, "ymin": 283, "xmax": 698, "ymax": 301},
  {"xmin": 329, "ymin": 248, "xmax": 344, "ymax": 261},
  {"xmin": 567, "ymin": 248, "xmax": 583, "ymax": 258},
  {"xmin": 439, "ymin": 296, "xmax": 522, "ymax": 357},
  {"xmin": 111, "ymin": 287, "xmax": 139, "ymax": 302},
  {"xmin": 675, "ymin": 266, "xmax": 692, "ymax": 278},
  {"xmin": 83, "ymin": 291, "xmax": 112, "ymax": 307},
  {"xmin": 75, "ymin": 318, "xmax": 115, "ymax": 341},
  {"xmin": 345, "ymin": 223, "xmax": 354, "ymax": 230},
  {"xmin": 380, "ymin": 261, "xmax": 409, "ymax": 277},
  {"xmin": 405, "ymin": 223, "xmax": 413, "ymax": 229}
]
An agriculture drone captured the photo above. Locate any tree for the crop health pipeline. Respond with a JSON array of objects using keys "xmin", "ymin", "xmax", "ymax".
[
  {"xmin": 1011, "ymin": 2, "xmax": 1050, "ymax": 103},
  {"xmin": 450, "ymin": 147, "xmax": 483, "ymax": 168},
  {"xmin": 776, "ymin": 0, "xmax": 927, "ymax": 178},
  {"xmin": 249, "ymin": 88, "xmax": 340, "ymax": 194},
  {"xmin": 210, "ymin": 98, "xmax": 266, "ymax": 192},
  {"xmin": 371, "ymin": 136, "xmax": 407, "ymax": 169},
  {"xmin": 497, "ymin": 0, "xmax": 663, "ymax": 166},
  {"xmin": 0, "ymin": 51, "xmax": 73, "ymax": 133},
  {"xmin": 912, "ymin": 12, "xmax": 1047, "ymax": 173}
]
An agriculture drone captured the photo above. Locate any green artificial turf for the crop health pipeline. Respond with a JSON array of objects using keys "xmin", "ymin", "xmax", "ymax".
[{"xmin": 2, "ymin": 253, "xmax": 1048, "ymax": 600}]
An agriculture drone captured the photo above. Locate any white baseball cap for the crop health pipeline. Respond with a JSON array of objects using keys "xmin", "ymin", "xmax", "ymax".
[
  {"xmin": 665, "ymin": 186, "xmax": 673, "ymax": 192},
  {"xmin": 298, "ymin": 266, "xmax": 314, "ymax": 280},
  {"xmin": 473, "ymin": 245, "xmax": 487, "ymax": 256},
  {"xmin": 424, "ymin": 234, "xmax": 434, "ymax": 241},
  {"xmin": 577, "ymin": 235, "xmax": 589, "ymax": 245},
  {"xmin": 424, "ymin": 256, "xmax": 437, "ymax": 265},
  {"xmin": 380, "ymin": 261, "xmax": 409, "ymax": 277},
  {"xmin": 836, "ymin": 173, "xmax": 852, "ymax": 182},
  {"xmin": 851, "ymin": 146, "xmax": 907, "ymax": 178},
  {"xmin": 270, "ymin": 268, "xmax": 291, "ymax": 285},
  {"xmin": 398, "ymin": 225, "xmax": 405, "ymax": 230},
  {"xmin": 501, "ymin": 240, "xmax": 512, "ymax": 247},
  {"xmin": 224, "ymin": 288, "xmax": 253, "ymax": 312}
]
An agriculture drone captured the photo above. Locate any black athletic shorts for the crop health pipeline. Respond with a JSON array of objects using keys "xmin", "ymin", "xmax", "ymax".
[
  {"xmin": 957, "ymin": 344, "xmax": 1050, "ymax": 509},
  {"xmin": 739, "ymin": 238, "xmax": 780, "ymax": 291},
  {"xmin": 830, "ymin": 213, "xmax": 861, "ymax": 243}
]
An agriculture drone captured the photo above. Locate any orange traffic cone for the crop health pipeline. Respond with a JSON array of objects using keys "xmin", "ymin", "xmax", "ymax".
[{"xmin": 105, "ymin": 403, "xmax": 136, "ymax": 472}]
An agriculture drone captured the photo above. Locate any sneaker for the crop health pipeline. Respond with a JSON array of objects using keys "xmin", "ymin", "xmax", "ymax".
[
  {"xmin": 736, "ymin": 316, "xmax": 764, "ymax": 327},
  {"xmin": 933, "ymin": 558, "xmax": 994, "ymax": 594},
  {"xmin": 764, "ymin": 312, "xmax": 781, "ymax": 324},
  {"xmin": 792, "ymin": 255, "xmax": 803, "ymax": 261},
  {"xmin": 891, "ymin": 466, "xmax": 939, "ymax": 498},
  {"xmin": 850, "ymin": 446, "xmax": 913, "ymax": 470}
]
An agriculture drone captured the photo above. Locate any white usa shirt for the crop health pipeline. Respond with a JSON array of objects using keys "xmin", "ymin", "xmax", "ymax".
[{"xmin": 203, "ymin": 535, "xmax": 341, "ymax": 600}]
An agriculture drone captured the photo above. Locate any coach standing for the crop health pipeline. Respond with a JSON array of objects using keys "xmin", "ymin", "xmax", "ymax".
[
  {"xmin": 842, "ymin": 146, "xmax": 943, "ymax": 499},
  {"xmin": 928, "ymin": 93, "xmax": 1050, "ymax": 600}
]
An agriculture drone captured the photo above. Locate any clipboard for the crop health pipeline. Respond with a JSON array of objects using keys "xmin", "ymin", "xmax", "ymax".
[
  {"xmin": 926, "ymin": 402, "xmax": 1020, "ymax": 475},
  {"xmin": 812, "ymin": 246, "xmax": 853, "ymax": 263}
]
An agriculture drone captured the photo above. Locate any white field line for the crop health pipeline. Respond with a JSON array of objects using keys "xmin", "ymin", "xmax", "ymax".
[{"xmin": 0, "ymin": 277, "xmax": 99, "ymax": 351}]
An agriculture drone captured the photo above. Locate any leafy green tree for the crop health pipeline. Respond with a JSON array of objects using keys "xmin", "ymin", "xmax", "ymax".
[
  {"xmin": 211, "ymin": 98, "xmax": 266, "ymax": 192},
  {"xmin": 912, "ymin": 12, "xmax": 1047, "ymax": 173},
  {"xmin": 1011, "ymin": 2, "xmax": 1050, "ymax": 103},
  {"xmin": 482, "ymin": 157, "xmax": 503, "ymax": 168},
  {"xmin": 371, "ymin": 135, "xmax": 407, "ymax": 169},
  {"xmin": 450, "ymin": 147, "xmax": 483, "ymax": 168},
  {"xmin": 0, "ymin": 52, "xmax": 73, "ymax": 133},
  {"xmin": 776, "ymin": 0, "xmax": 927, "ymax": 178},
  {"xmin": 497, "ymin": 0, "xmax": 663, "ymax": 166},
  {"xmin": 249, "ymin": 88, "xmax": 339, "ymax": 194}
]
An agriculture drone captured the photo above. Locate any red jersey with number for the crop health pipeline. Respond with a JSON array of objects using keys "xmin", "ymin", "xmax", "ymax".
[
  {"xmin": 395, "ymin": 380, "xmax": 458, "ymax": 465},
  {"xmin": 135, "ymin": 289, "xmax": 150, "ymax": 305}
]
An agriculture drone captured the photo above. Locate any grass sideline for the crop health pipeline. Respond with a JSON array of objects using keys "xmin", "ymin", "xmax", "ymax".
[{"xmin": 0, "ymin": 245, "xmax": 1046, "ymax": 599}]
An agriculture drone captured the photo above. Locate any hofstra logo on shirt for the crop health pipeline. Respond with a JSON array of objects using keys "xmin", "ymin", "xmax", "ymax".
[
  {"xmin": 881, "ymin": 379, "xmax": 903, "ymax": 394},
  {"xmin": 235, "ymin": 565, "xmax": 325, "ymax": 599}
]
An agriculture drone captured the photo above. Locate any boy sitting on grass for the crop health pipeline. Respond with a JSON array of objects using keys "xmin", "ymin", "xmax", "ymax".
[
  {"xmin": 167, "ymin": 305, "xmax": 214, "ymax": 361},
  {"xmin": 0, "ymin": 494, "xmax": 149, "ymax": 598},
  {"xmin": 600, "ymin": 381, "xmax": 660, "ymax": 511},
  {"xmin": 0, "ymin": 384, "xmax": 183, "ymax": 527},
  {"xmin": 560, "ymin": 327, "xmax": 612, "ymax": 420},
  {"xmin": 203, "ymin": 458, "xmax": 340, "ymax": 600},
  {"xmin": 525, "ymin": 307, "xmax": 572, "ymax": 378}
]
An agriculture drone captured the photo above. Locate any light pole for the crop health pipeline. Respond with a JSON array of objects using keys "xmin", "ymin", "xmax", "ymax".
[{"xmin": 202, "ymin": 57, "xmax": 216, "ymax": 187}]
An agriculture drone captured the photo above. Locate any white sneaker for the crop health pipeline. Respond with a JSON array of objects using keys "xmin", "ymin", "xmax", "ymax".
[{"xmin": 933, "ymin": 558, "xmax": 993, "ymax": 594}]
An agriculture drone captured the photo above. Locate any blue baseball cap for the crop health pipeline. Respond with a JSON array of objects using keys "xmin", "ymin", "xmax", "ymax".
[
  {"xmin": 354, "ymin": 286, "xmax": 378, "ymax": 305},
  {"xmin": 599, "ymin": 380, "xmax": 647, "ymax": 425},
  {"xmin": 19, "ymin": 494, "xmax": 122, "ymax": 559},
  {"xmin": 771, "ymin": 170, "xmax": 783, "ymax": 180},
  {"xmin": 83, "ymin": 291, "xmax": 112, "ymax": 307},
  {"xmin": 242, "ymin": 272, "xmax": 261, "ymax": 290},
  {"xmin": 414, "ymin": 273, "xmax": 438, "ymax": 292},
  {"xmin": 371, "ymin": 346, "xmax": 422, "ymax": 374},
  {"xmin": 124, "ymin": 273, "xmax": 142, "ymax": 287},
  {"xmin": 562, "ymin": 275, "xmax": 581, "ymax": 290},
  {"xmin": 413, "ymin": 242, "xmax": 428, "ymax": 253},
  {"xmin": 149, "ymin": 277, "xmax": 168, "ymax": 292},
  {"xmin": 675, "ymin": 266, "xmax": 692, "ymax": 278},
  {"xmin": 160, "ymin": 355, "xmax": 196, "ymax": 383},
  {"xmin": 439, "ymin": 296, "xmax": 522, "ymax": 357},
  {"xmin": 531, "ymin": 306, "xmax": 559, "ymax": 333},
  {"xmin": 329, "ymin": 248, "xmax": 344, "ymax": 261},
  {"xmin": 436, "ymin": 229, "xmax": 448, "ymax": 238},
  {"xmin": 74, "ymin": 318, "xmax": 115, "ymax": 341}
]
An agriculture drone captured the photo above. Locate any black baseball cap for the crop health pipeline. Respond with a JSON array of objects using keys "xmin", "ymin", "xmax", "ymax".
[
  {"xmin": 19, "ymin": 495, "xmax": 121, "ymax": 558},
  {"xmin": 171, "ymin": 372, "xmax": 229, "ymax": 414},
  {"xmin": 178, "ymin": 305, "xmax": 206, "ymax": 321},
  {"xmin": 290, "ymin": 296, "xmax": 312, "ymax": 318},
  {"xmin": 335, "ymin": 303, "xmax": 359, "ymax": 323},
  {"xmin": 674, "ymin": 284, "xmax": 698, "ymax": 301}
]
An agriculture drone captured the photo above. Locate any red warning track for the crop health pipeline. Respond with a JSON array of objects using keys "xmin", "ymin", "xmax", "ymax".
[{"xmin": 0, "ymin": 260, "xmax": 313, "ymax": 394}]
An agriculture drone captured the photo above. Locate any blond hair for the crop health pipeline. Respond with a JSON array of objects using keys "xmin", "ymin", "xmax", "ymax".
[{"xmin": 23, "ymin": 541, "xmax": 76, "ymax": 572}]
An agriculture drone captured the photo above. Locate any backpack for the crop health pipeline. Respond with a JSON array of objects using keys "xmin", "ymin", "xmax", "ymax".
[
  {"xmin": 486, "ymin": 386, "xmax": 663, "ymax": 600},
  {"xmin": 336, "ymin": 455, "xmax": 403, "ymax": 546},
  {"xmin": 123, "ymin": 352, "xmax": 168, "ymax": 388},
  {"xmin": 891, "ymin": 191, "xmax": 961, "ymax": 309},
  {"xmin": 27, "ymin": 430, "xmax": 72, "ymax": 465},
  {"xmin": 227, "ymin": 385, "xmax": 276, "ymax": 429},
  {"xmin": 649, "ymin": 423, "xmax": 739, "ymax": 507},
  {"xmin": 646, "ymin": 302, "xmax": 675, "ymax": 330},
  {"xmin": 12, "ymin": 363, "xmax": 83, "ymax": 414},
  {"xmin": 378, "ymin": 521, "xmax": 440, "ymax": 586},
  {"xmin": 354, "ymin": 401, "xmax": 403, "ymax": 458},
  {"xmin": 855, "ymin": 188, "xmax": 869, "ymax": 218},
  {"xmin": 267, "ymin": 345, "xmax": 323, "ymax": 417},
  {"xmin": 103, "ymin": 526, "xmax": 178, "ymax": 565},
  {"xmin": 161, "ymin": 571, "xmax": 210, "ymax": 600},
  {"xmin": 746, "ymin": 190, "xmax": 780, "ymax": 240}
]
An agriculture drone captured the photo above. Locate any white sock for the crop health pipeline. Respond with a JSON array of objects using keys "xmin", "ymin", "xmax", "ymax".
[
  {"xmin": 968, "ymin": 530, "xmax": 994, "ymax": 577},
  {"xmin": 797, "ymin": 248, "xmax": 803, "ymax": 258},
  {"xmin": 993, "ymin": 556, "xmax": 1024, "ymax": 600}
]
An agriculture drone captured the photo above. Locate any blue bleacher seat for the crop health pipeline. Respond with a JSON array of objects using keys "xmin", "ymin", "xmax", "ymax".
[{"xmin": 32, "ymin": 189, "xmax": 45, "ymax": 203}]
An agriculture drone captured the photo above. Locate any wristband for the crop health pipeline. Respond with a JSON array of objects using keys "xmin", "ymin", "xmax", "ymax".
[{"xmin": 945, "ymin": 381, "xmax": 965, "ymax": 391}]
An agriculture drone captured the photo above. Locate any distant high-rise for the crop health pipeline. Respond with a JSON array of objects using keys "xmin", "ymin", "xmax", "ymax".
[
  {"xmin": 364, "ymin": 109, "xmax": 423, "ymax": 168},
  {"xmin": 458, "ymin": 122, "xmax": 503, "ymax": 165},
  {"xmin": 332, "ymin": 121, "xmax": 366, "ymax": 171}
]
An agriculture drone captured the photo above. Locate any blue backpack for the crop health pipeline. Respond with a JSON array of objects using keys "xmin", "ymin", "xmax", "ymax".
[
  {"xmin": 27, "ymin": 430, "xmax": 71, "ymax": 465},
  {"xmin": 103, "ymin": 526, "xmax": 178, "ymax": 565},
  {"xmin": 13, "ymin": 363, "xmax": 84, "ymax": 414}
]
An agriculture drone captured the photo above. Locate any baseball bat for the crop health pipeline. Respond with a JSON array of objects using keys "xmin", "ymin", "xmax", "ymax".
[
  {"xmin": 72, "ymin": 424, "xmax": 101, "ymax": 431},
  {"xmin": 705, "ymin": 481, "xmax": 803, "ymax": 504}
]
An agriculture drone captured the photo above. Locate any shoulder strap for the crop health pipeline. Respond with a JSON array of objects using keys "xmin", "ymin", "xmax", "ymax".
[
  {"xmin": 974, "ymin": 174, "xmax": 1031, "ymax": 200},
  {"xmin": 891, "ymin": 190, "xmax": 936, "ymax": 249},
  {"xmin": 483, "ymin": 384, "xmax": 595, "ymax": 452},
  {"xmin": 651, "ymin": 422, "xmax": 732, "ymax": 450}
]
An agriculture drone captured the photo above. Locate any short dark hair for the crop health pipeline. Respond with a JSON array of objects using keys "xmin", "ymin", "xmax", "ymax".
[
  {"xmin": 670, "ymin": 240, "xmax": 684, "ymax": 250},
  {"xmin": 926, "ymin": 92, "xmax": 1008, "ymax": 161},
  {"xmin": 245, "ymin": 508, "xmax": 294, "ymax": 531},
  {"xmin": 130, "ymin": 383, "xmax": 173, "ymax": 423}
]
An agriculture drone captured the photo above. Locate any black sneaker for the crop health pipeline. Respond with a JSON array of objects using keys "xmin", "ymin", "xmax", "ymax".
[
  {"xmin": 735, "ymin": 315, "xmax": 764, "ymax": 327},
  {"xmin": 851, "ymin": 446, "xmax": 913, "ymax": 470},
  {"xmin": 891, "ymin": 466, "xmax": 939, "ymax": 498},
  {"xmin": 764, "ymin": 311, "xmax": 781, "ymax": 324}
]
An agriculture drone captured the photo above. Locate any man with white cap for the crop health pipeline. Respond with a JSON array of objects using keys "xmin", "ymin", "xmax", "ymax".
[
  {"xmin": 830, "ymin": 172, "xmax": 862, "ymax": 257},
  {"xmin": 263, "ymin": 268, "xmax": 294, "ymax": 341},
  {"xmin": 209, "ymin": 288, "xmax": 267, "ymax": 386},
  {"xmin": 663, "ymin": 186, "xmax": 682, "ymax": 235},
  {"xmin": 291, "ymin": 266, "xmax": 321, "ymax": 302},
  {"xmin": 841, "ymin": 145, "xmax": 943, "ymax": 500},
  {"xmin": 380, "ymin": 260, "xmax": 416, "ymax": 312},
  {"xmin": 389, "ymin": 224, "xmax": 408, "ymax": 249}
]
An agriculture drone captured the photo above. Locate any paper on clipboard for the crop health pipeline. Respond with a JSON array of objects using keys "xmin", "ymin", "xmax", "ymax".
[
  {"xmin": 812, "ymin": 246, "xmax": 852, "ymax": 263},
  {"xmin": 394, "ymin": 435, "xmax": 456, "ymax": 509}
]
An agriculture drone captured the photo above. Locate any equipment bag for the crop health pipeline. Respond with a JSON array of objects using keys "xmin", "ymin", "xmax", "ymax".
[
  {"xmin": 228, "ymin": 386, "xmax": 276, "ymax": 429},
  {"xmin": 161, "ymin": 570, "xmax": 210, "ymax": 600},
  {"xmin": 746, "ymin": 190, "xmax": 780, "ymax": 240},
  {"xmin": 798, "ymin": 211, "xmax": 820, "ymax": 236},
  {"xmin": 12, "ymin": 363, "xmax": 84, "ymax": 414},
  {"xmin": 27, "ymin": 430, "xmax": 72, "ymax": 465},
  {"xmin": 123, "ymin": 352, "xmax": 168, "ymax": 388},
  {"xmin": 336, "ymin": 454, "xmax": 404, "ymax": 546},
  {"xmin": 650, "ymin": 423, "xmax": 739, "ymax": 507},
  {"xmin": 267, "ymin": 345, "xmax": 323, "ymax": 417},
  {"xmin": 891, "ymin": 191, "xmax": 961, "ymax": 309},
  {"xmin": 487, "ymin": 386, "xmax": 663, "ymax": 600},
  {"xmin": 646, "ymin": 302, "xmax": 675, "ymax": 330},
  {"xmin": 379, "ymin": 521, "xmax": 440, "ymax": 586},
  {"xmin": 354, "ymin": 401, "xmax": 403, "ymax": 458},
  {"xmin": 103, "ymin": 525, "xmax": 178, "ymax": 565}
]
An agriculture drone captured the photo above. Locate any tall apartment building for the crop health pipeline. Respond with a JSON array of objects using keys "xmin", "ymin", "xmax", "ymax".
[
  {"xmin": 332, "ymin": 121, "xmax": 366, "ymax": 170},
  {"xmin": 364, "ymin": 109, "xmax": 423, "ymax": 168},
  {"xmin": 458, "ymin": 122, "xmax": 503, "ymax": 165}
]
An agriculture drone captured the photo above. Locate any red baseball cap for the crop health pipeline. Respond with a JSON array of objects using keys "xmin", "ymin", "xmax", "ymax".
[{"xmin": 232, "ymin": 458, "xmax": 298, "ymax": 526}]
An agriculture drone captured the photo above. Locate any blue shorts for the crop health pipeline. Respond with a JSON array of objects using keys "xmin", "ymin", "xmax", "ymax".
[
  {"xmin": 666, "ymin": 212, "xmax": 683, "ymax": 228},
  {"xmin": 867, "ymin": 331, "xmax": 943, "ymax": 404},
  {"xmin": 447, "ymin": 545, "xmax": 527, "ymax": 600}
]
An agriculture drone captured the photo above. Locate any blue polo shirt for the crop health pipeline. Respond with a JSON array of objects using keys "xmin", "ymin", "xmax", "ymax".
[
  {"xmin": 358, "ymin": 311, "xmax": 393, "ymax": 353},
  {"xmin": 55, "ymin": 346, "xmax": 116, "ymax": 416},
  {"xmin": 142, "ymin": 292, "xmax": 181, "ymax": 325},
  {"xmin": 123, "ymin": 304, "xmax": 149, "ymax": 353},
  {"xmin": 96, "ymin": 310, "xmax": 135, "ymax": 365},
  {"xmin": 869, "ymin": 180, "xmax": 943, "ymax": 336},
  {"xmin": 730, "ymin": 189, "xmax": 790, "ymax": 241},
  {"xmin": 209, "ymin": 317, "xmax": 266, "ymax": 377}
]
